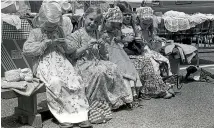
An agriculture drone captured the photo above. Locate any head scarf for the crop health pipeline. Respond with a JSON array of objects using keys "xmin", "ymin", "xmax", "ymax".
[
  {"xmin": 136, "ymin": 6, "xmax": 154, "ymax": 19},
  {"xmin": 60, "ymin": 1, "xmax": 72, "ymax": 11},
  {"xmin": 105, "ymin": 6, "xmax": 123, "ymax": 23},
  {"xmin": 116, "ymin": 1, "xmax": 132, "ymax": 14},
  {"xmin": 33, "ymin": 2, "xmax": 62, "ymax": 27}
]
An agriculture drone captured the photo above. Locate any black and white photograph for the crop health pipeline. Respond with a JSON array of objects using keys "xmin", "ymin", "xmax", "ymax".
[{"xmin": 1, "ymin": 0, "xmax": 214, "ymax": 128}]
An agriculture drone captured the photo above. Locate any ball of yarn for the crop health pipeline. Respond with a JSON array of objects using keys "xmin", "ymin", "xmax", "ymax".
[
  {"xmin": 5, "ymin": 69, "xmax": 21, "ymax": 82},
  {"xmin": 24, "ymin": 76, "xmax": 33, "ymax": 82},
  {"xmin": 21, "ymin": 68, "xmax": 33, "ymax": 82}
]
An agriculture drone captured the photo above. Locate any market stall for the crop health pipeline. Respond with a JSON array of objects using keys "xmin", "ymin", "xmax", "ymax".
[
  {"xmin": 156, "ymin": 11, "xmax": 214, "ymax": 66},
  {"xmin": 1, "ymin": 1, "xmax": 35, "ymax": 77},
  {"xmin": 157, "ymin": 11, "xmax": 214, "ymax": 46},
  {"xmin": 1, "ymin": 18, "xmax": 33, "ymax": 76}
]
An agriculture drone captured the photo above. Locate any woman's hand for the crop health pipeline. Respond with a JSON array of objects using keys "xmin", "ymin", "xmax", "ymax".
[
  {"xmin": 43, "ymin": 39, "xmax": 52, "ymax": 46},
  {"xmin": 135, "ymin": 37, "xmax": 144, "ymax": 44},
  {"xmin": 86, "ymin": 38, "xmax": 98, "ymax": 49},
  {"xmin": 113, "ymin": 36, "xmax": 122, "ymax": 43},
  {"xmin": 123, "ymin": 36, "xmax": 135, "ymax": 43},
  {"xmin": 74, "ymin": 38, "xmax": 98, "ymax": 59},
  {"xmin": 53, "ymin": 38, "xmax": 69, "ymax": 46}
]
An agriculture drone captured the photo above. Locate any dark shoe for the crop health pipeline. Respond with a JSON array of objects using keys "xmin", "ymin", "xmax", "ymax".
[
  {"xmin": 59, "ymin": 123, "xmax": 73, "ymax": 128},
  {"xmin": 79, "ymin": 121, "xmax": 93, "ymax": 128},
  {"xmin": 133, "ymin": 96, "xmax": 140, "ymax": 108},
  {"xmin": 126, "ymin": 101, "xmax": 140, "ymax": 110},
  {"xmin": 163, "ymin": 74, "xmax": 177, "ymax": 86},
  {"xmin": 133, "ymin": 101, "xmax": 140, "ymax": 108},
  {"xmin": 139, "ymin": 94, "xmax": 151, "ymax": 100},
  {"xmin": 126, "ymin": 103, "xmax": 134, "ymax": 110}
]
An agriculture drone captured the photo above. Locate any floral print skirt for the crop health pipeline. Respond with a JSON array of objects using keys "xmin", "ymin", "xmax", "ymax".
[
  {"xmin": 75, "ymin": 60, "xmax": 132, "ymax": 109},
  {"xmin": 130, "ymin": 55, "xmax": 171, "ymax": 97},
  {"xmin": 36, "ymin": 50, "xmax": 89, "ymax": 124}
]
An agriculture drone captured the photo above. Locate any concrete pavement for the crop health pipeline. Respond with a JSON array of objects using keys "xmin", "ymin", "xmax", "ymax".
[
  {"xmin": 1, "ymin": 70, "xmax": 214, "ymax": 128},
  {"xmin": 1, "ymin": 52, "xmax": 214, "ymax": 128}
]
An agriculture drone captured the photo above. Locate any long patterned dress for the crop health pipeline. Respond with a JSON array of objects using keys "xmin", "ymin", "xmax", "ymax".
[
  {"xmin": 23, "ymin": 17, "xmax": 89, "ymax": 124},
  {"xmin": 132, "ymin": 52, "xmax": 171, "ymax": 97},
  {"xmin": 122, "ymin": 26, "xmax": 173, "ymax": 97},
  {"xmin": 101, "ymin": 31, "xmax": 142, "ymax": 101},
  {"xmin": 67, "ymin": 28, "xmax": 131, "ymax": 109}
]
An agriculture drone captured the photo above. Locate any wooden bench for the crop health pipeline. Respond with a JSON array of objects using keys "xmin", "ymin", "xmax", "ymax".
[{"xmin": 1, "ymin": 84, "xmax": 48, "ymax": 128}]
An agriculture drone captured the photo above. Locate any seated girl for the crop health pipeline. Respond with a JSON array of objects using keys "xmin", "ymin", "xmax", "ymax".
[
  {"xmin": 100, "ymin": 6, "xmax": 142, "ymax": 107},
  {"xmin": 132, "ymin": 6, "xmax": 176, "ymax": 99},
  {"xmin": 23, "ymin": 2, "xmax": 91, "ymax": 128},
  {"xmin": 66, "ymin": 7, "xmax": 133, "ymax": 113},
  {"xmin": 116, "ymin": 1, "xmax": 141, "ymax": 55}
]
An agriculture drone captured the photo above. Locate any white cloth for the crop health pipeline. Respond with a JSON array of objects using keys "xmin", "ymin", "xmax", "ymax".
[
  {"xmin": 163, "ymin": 11, "xmax": 191, "ymax": 32},
  {"xmin": 1, "ymin": 13, "xmax": 21, "ymax": 29},
  {"xmin": 162, "ymin": 10, "xmax": 214, "ymax": 32},
  {"xmin": 164, "ymin": 43, "xmax": 197, "ymax": 64}
]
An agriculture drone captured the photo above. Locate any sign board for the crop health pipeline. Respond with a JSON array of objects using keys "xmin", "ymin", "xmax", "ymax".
[{"xmin": 11, "ymin": 50, "xmax": 22, "ymax": 59}]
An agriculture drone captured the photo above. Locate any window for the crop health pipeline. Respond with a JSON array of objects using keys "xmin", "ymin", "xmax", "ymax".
[
  {"xmin": 141, "ymin": 0, "xmax": 160, "ymax": 7},
  {"xmin": 175, "ymin": 1, "xmax": 192, "ymax": 5},
  {"xmin": 152, "ymin": 0, "xmax": 160, "ymax": 6}
]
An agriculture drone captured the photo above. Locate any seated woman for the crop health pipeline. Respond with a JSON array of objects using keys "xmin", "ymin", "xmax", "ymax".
[
  {"xmin": 100, "ymin": 6, "xmax": 142, "ymax": 107},
  {"xmin": 23, "ymin": 2, "xmax": 92, "ymax": 128},
  {"xmin": 132, "ymin": 6, "xmax": 176, "ymax": 99},
  {"xmin": 66, "ymin": 6, "xmax": 133, "ymax": 112},
  {"xmin": 116, "ymin": 1, "xmax": 141, "ymax": 55}
]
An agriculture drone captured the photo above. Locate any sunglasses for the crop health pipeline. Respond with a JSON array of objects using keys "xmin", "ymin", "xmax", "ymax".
[{"xmin": 123, "ymin": 13, "xmax": 132, "ymax": 17}]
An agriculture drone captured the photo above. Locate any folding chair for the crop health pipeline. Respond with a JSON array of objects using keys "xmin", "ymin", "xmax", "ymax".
[
  {"xmin": 195, "ymin": 21, "xmax": 211, "ymax": 48},
  {"xmin": 207, "ymin": 21, "xmax": 214, "ymax": 45},
  {"xmin": 157, "ymin": 18, "xmax": 172, "ymax": 39}
]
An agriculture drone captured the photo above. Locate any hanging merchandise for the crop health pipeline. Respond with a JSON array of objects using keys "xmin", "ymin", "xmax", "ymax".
[
  {"xmin": 1, "ymin": 1, "xmax": 19, "ymax": 14},
  {"xmin": 162, "ymin": 10, "xmax": 214, "ymax": 32}
]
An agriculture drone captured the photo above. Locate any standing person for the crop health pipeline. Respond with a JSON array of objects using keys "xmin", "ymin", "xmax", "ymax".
[
  {"xmin": 66, "ymin": 6, "xmax": 132, "ymax": 113},
  {"xmin": 100, "ymin": 6, "xmax": 142, "ymax": 107},
  {"xmin": 23, "ymin": 2, "xmax": 92, "ymax": 128},
  {"xmin": 133, "ymin": 6, "xmax": 175, "ymax": 99}
]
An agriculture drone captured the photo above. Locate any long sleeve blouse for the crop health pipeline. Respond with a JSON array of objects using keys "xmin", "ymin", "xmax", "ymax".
[{"xmin": 23, "ymin": 16, "xmax": 74, "ymax": 74}]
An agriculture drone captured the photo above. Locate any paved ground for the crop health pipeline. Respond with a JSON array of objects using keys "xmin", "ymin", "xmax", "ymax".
[
  {"xmin": 1, "ymin": 52, "xmax": 214, "ymax": 128},
  {"xmin": 1, "ymin": 75, "xmax": 214, "ymax": 128}
]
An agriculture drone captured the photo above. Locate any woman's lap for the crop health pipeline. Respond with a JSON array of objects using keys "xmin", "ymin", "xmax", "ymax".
[
  {"xmin": 129, "ymin": 55, "xmax": 171, "ymax": 95},
  {"xmin": 76, "ymin": 60, "xmax": 130, "ymax": 108},
  {"xmin": 36, "ymin": 51, "xmax": 89, "ymax": 123}
]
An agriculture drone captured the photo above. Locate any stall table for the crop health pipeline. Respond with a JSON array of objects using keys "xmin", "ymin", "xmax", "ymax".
[
  {"xmin": 1, "ymin": 19, "xmax": 48, "ymax": 128},
  {"xmin": 1, "ymin": 19, "xmax": 33, "ymax": 76}
]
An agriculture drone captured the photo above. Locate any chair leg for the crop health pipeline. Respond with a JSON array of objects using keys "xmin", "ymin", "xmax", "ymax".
[
  {"xmin": 169, "ymin": 53, "xmax": 181, "ymax": 89},
  {"xmin": 169, "ymin": 55, "xmax": 180, "ymax": 75},
  {"xmin": 196, "ymin": 39, "xmax": 200, "ymax": 67}
]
